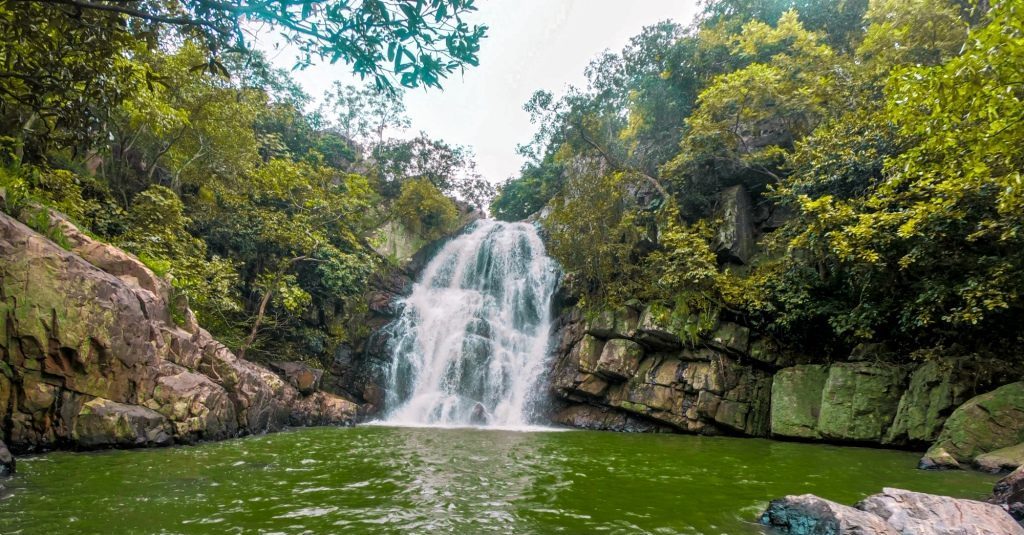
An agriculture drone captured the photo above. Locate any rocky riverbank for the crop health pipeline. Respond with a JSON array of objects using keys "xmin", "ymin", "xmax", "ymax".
[
  {"xmin": 0, "ymin": 210, "xmax": 360, "ymax": 470},
  {"xmin": 546, "ymin": 303, "xmax": 1024, "ymax": 473}
]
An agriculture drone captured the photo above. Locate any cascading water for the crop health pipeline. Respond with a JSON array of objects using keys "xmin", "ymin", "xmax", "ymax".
[{"xmin": 382, "ymin": 220, "xmax": 559, "ymax": 427}]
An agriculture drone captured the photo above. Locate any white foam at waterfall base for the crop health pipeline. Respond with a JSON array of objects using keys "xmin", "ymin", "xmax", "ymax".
[{"xmin": 379, "ymin": 220, "xmax": 560, "ymax": 429}]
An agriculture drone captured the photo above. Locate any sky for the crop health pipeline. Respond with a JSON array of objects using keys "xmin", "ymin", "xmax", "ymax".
[{"xmin": 261, "ymin": 1, "xmax": 700, "ymax": 184}]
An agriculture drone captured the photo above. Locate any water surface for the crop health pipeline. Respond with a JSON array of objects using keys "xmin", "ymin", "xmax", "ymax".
[{"xmin": 1, "ymin": 426, "xmax": 998, "ymax": 534}]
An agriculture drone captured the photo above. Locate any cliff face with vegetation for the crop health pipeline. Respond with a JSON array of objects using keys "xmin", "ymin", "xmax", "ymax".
[
  {"xmin": 487, "ymin": 0, "xmax": 1024, "ymax": 470},
  {"xmin": 0, "ymin": 209, "xmax": 358, "ymax": 454}
]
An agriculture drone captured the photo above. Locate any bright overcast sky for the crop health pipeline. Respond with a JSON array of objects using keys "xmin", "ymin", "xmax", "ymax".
[{"xmin": 261, "ymin": 1, "xmax": 700, "ymax": 184}]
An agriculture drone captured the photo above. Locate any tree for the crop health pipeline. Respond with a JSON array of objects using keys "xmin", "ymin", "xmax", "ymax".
[
  {"xmin": 394, "ymin": 178, "xmax": 458, "ymax": 240},
  {"xmin": 372, "ymin": 132, "xmax": 493, "ymax": 207},
  {"xmin": 323, "ymin": 82, "xmax": 410, "ymax": 147},
  {"xmin": 27, "ymin": 0, "xmax": 487, "ymax": 89}
]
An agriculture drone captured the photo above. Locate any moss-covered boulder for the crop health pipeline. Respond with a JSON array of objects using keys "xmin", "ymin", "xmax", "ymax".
[
  {"xmin": 817, "ymin": 362, "xmax": 907, "ymax": 442},
  {"xmin": 924, "ymin": 382, "xmax": 1024, "ymax": 466},
  {"xmin": 707, "ymin": 322, "xmax": 750, "ymax": 355},
  {"xmin": 572, "ymin": 334, "xmax": 605, "ymax": 375},
  {"xmin": 976, "ymin": 443, "xmax": 1024, "ymax": 473},
  {"xmin": 770, "ymin": 365, "xmax": 829, "ymax": 439}
]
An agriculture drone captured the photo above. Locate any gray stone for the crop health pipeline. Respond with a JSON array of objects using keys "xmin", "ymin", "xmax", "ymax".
[
  {"xmin": 73, "ymin": 397, "xmax": 173, "ymax": 448},
  {"xmin": 858, "ymin": 487, "xmax": 1023, "ymax": 535},
  {"xmin": 713, "ymin": 185, "xmax": 755, "ymax": 265},
  {"xmin": 594, "ymin": 338, "xmax": 644, "ymax": 382}
]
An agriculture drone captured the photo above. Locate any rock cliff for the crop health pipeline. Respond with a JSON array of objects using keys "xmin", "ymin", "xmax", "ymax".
[{"xmin": 0, "ymin": 210, "xmax": 359, "ymax": 461}]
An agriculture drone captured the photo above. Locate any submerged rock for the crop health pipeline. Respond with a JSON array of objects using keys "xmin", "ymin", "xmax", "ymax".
[
  {"xmin": 0, "ymin": 439, "xmax": 13, "ymax": 476},
  {"xmin": 762, "ymin": 488, "xmax": 1023, "ymax": 535},
  {"xmin": 923, "ymin": 382, "xmax": 1024, "ymax": 467}
]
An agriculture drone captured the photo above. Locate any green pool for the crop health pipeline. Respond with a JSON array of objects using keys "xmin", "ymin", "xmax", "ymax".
[{"xmin": 0, "ymin": 425, "xmax": 998, "ymax": 534}]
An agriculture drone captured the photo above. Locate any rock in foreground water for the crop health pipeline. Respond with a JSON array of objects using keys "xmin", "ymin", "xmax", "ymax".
[
  {"xmin": 991, "ymin": 466, "xmax": 1024, "ymax": 521},
  {"xmin": 0, "ymin": 439, "xmax": 13, "ymax": 476},
  {"xmin": 762, "ymin": 488, "xmax": 1023, "ymax": 535},
  {"xmin": 761, "ymin": 494, "xmax": 899, "ymax": 534}
]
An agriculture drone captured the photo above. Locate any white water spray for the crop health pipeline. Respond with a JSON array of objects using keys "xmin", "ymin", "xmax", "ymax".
[{"xmin": 382, "ymin": 220, "xmax": 559, "ymax": 427}]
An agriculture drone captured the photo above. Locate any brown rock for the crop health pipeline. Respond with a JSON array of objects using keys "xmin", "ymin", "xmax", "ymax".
[{"xmin": 270, "ymin": 361, "xmax": 324, "ymax": 395}]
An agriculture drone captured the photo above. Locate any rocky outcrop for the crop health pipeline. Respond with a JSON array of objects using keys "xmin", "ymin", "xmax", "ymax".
[
  {"xmin": 763, "ymin": 488, "xmax": 1023, "ymax": 535},
  {"xmin": 713, "ymin": 185, "xmax": 755, "ymax": 265},
  {"xmin": 270, "ymin": 361, "xmax": 323, "ymax": 395},
  {"xmin": 922, "ymin": 382, "xmax": 1024, "ymax": 468},
  {"xmin": 0, "ymin": 211, "xmax": 359, "ymax": 456},
  {"xmin": 885, "ymin": 359, "xmax": 989, "ymax": 446},
  {"xmin": 770, "ymin": 362, "xmax": 907, "ymax": 443},
  {"xmin": 549, "ymin": 306, "xmax": 771, "ymax": 436},
  {"xmin": 770, "ymin": 365, "xmax": 829, "ymax": 439}
]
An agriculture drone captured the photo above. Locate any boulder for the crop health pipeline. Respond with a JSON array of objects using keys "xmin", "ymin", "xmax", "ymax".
[
  {"xmin": 72, "ymin": 397, "xmax": 173, "ymax": 449},
  {"xmin": 771, "ymin": 365, "xmax": 828, "ymax": 439},
  {"xmin": 886, "ymin": 359, "xmax": 982, "ymax": 446},
  {"xmin": 713, "ymin": 185, "xmax": 756, "ymax": 265},
  {"xmin": 918, "ymin": 447, "xmax": 962, "ymax": 470},
  {"xmin": 817, "ymin": 362, "xmax": 907, "ymax": 442},
  {"xmin": 975, "ymin": 442, "xmax": 1024, "ymax": 473},
  {"xmin": 594, "ymin": 339, "xmax": 644, "ymax": 382},
  {"xmin": 573, "ymin": 335, "xmax": 605, "ymax": 375},
  {"xmin": 270, "ymin": 361, "xmax": 324, "ymax": 395},
  {"xmin": 990, "ymin": 466, "xmax": 1024, "ymax": 520},
  {"xmin": 924, "ymin": 382, "xmax": 1024, "ymax": 466},
  {"xmin": 0, "ymin": 439, "xmax": 13, "ymax": 476},
  {"xmin": 858, "ymin": 487, "xmax": 1023, "ymax": 535},
  {"xmin": 760, "ymin": 494, "xmax": 899, "ymax": 534}
]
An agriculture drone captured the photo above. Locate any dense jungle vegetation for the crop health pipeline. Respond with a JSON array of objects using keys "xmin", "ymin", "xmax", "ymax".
[
  {"xmin": 492, "ymin": 0, "xmax": 1024, "ymax": 362},
  {"xmin": 0, "ymin": 0, "xmax": 491, "ymax": 365}
]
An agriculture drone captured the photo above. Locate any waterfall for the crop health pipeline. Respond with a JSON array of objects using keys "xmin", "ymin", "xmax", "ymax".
[{"xmin": 382, "ymin": 220, "xmax": 559, "ymax": 427}]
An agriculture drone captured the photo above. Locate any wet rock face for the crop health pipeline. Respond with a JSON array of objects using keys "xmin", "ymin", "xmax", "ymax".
[
  {"xmin": 763, "ymin": 489, "xmax": 1024, "ymax": 535},
  {"xmin": 548, "ymin": 308, "xmax": 771, "ymax": 436},
  {"xmin": 0, "ymin": 212, "xmax": 359, "ymax": 453}
]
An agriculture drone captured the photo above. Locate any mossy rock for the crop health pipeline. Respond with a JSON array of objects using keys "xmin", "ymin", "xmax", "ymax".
[
  {"xmin": 817, "ymin": 362, "xmax": 907, "ymax": 442},
  {"xmin": 925, "ymin": 382, "xmax": 1024, "ymax": 464},
  {"xmin": 771, "ymin": 365, "xmax": 828, "ymax": 439},
  {"xmin": 885, "ymin": 359, "xmax": 978, "ymax": 446},
  {"xmin": 975, "ymin": 442, "xmax": 1024, "ymax": 473}
]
